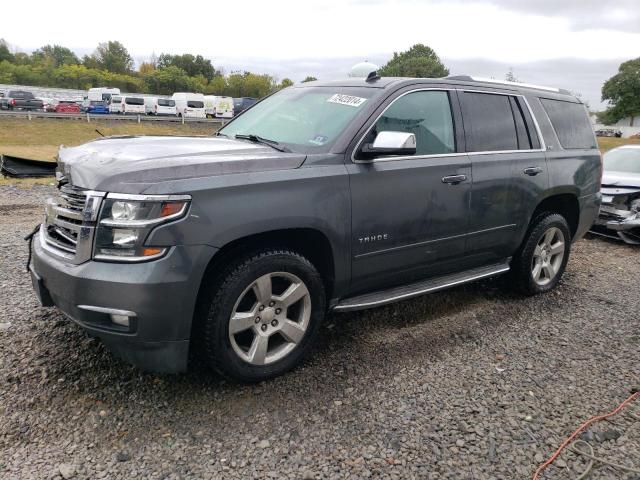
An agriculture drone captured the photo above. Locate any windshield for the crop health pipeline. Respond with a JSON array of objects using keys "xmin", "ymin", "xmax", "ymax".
[
  {"xmin": 90, "ymin": 101, "xmax": 106, "ymax": 106},
  {"xmin": 219, "ymin": 87, "xmax": 379, "ymax": 153},
  {"xmin": 604, "ymin": 148, "xmax": 640, "ymax": 174}
]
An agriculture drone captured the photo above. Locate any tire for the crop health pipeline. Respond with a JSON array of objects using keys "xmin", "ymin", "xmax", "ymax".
[
  {"xmin": 510, "ymin": 212, "xmax": 571, "ymax": 295},
  {"xmin": 195, "ymin": 249, "xmax": 326, "ymax": 383}
]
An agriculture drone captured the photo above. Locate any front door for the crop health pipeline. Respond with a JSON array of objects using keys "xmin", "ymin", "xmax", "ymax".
[{"xmin": 347, "ymin": 89, "xmax": 472, "ymax": 294}]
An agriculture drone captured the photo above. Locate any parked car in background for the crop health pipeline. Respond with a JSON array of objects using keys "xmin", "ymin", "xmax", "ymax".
[
  {"xmin": 55, "ymin": 101, "xmax": 81, "ymax": 114},
  {"xmin": 592, "ymin": 145, "xmax": 640, "ymax": 244},
  {"xmin": 204, "ymin": 95, "xmax": 234, "ymax": 118},
  {"xmin": 172, "ymin": 92, "xmax": 206, "ymax": 118},
  {"xmin": 233, "ymin": 97, "xmax": 257, "ymax": 116},
  {"xmin": 0, "ymin": 90, "xmax": 44, "ymax": 111},
  {"xmin": 83, "ymin": 100, "xmax": 109, "ymax": 114},
  {"xmin": 144, "ymin": 97, "xmax": 177, "ymax": 116},
  {"xmin": 595, "ymin": 128, "xmax": 622, "ymax": 138},
  {"xmin": 31, "ymin": 75, "xmax": 601, "ymax": 382},
  {"xmin": 109, "ymin": 96, "xmax": 124, "ymax": 114},
  {"xmin": 88, "ymin": 87, "xmax": 121, "ymax": 102},
  {"xmin": 122, "ymin": 96, "xmax": 146, "ymax": 115},
  {"xmin": 40, "ymin": 97, "xmax": 58, "ymax": 112}
]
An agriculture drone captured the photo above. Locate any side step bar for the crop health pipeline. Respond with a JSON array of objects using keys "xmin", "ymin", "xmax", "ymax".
[{"xmin": 333, "ymin": 261, "xmax": 511, "ymax": 312}]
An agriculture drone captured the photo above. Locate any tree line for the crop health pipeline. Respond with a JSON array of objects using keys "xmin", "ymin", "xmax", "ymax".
[
  {"xmin": 0, "ymin": 40, "xmax": 299, "ymax": 98},
  {"xmin": 0, "ymin": 40, "xmax": 453, "ymax": 99}
]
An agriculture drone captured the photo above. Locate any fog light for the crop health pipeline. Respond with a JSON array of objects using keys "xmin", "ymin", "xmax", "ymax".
[{"xmin": 110, "ymin": 314, "xmax": 130, "ymax": 327}]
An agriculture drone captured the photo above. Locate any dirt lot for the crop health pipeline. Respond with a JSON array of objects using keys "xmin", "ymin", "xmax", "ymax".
[{"xmin": 1, "ymin": 184, "xmax": 639, "ymax": 479}]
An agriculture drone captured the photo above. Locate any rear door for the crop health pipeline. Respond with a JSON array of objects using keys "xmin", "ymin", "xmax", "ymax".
[
  {"xmin": 347, "ymin": 88, "xmax": 472, "ymax": 293},
  {"xmin": 458, "ymin": 90, "xmax": 547, "ymax": 264}
]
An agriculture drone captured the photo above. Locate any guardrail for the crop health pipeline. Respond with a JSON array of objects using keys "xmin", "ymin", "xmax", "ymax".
[{"xmin": 0, "ymin": 110, "xmax": 225, "ymax": 125}]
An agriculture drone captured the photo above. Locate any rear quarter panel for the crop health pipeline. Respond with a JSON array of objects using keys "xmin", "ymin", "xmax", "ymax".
[{"xmin": 527, "ymin": 95, "xmax": 602, "ymax": 238}]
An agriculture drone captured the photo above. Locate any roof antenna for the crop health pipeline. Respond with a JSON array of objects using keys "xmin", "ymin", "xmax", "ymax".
[{"xmin": 366, "ymin": 70, "xmax": 381, "ymax": 82}]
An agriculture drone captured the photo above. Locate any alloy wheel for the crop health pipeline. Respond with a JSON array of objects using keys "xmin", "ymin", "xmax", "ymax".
[
  {"xmin": 228, "ymin": 272, "xmax": 311, "ymax": 365},
  {"xmin": 531, "ymin": 227, "xmax": 565, "ymax": 286}
]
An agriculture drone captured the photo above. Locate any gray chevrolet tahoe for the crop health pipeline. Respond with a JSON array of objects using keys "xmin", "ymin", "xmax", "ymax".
[{"xmin": 29, "ymin": 74, "xmax": 602, "ymax": 382}]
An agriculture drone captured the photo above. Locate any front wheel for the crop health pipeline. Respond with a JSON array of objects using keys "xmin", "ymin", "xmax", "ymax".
[
  {"xmin": 196, "ymin": 249, "xmax": 326, "ymax": 382},
  {"xmin": 510, "ymin": 212, "xmax": 571, "ymax": 295}
]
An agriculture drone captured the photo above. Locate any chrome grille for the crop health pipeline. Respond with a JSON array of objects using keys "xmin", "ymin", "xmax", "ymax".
[{"xmin": 42, "ymin": 184, "xmax": 105, "ymax": 264}]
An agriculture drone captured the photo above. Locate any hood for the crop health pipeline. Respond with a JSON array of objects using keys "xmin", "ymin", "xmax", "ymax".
[
  {"xmin": 602, "ymin": 170, "xmax": 640, "ymax": 190},
  {"xmin": 57, "ymin": 135, "xmax": 306, "ymax": 192}
]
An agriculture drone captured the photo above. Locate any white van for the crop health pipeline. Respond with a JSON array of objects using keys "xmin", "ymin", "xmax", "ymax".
[
  {"xmin": 122, "ymin": 96, "xmax": 146, "ymax": 115},
  {"xmin": 144, "ymin": 97, "xmax": 177, "ymax": 116},
  {"xmin": 172, "ymin": 92, "xmax": 206, "ymax": 118},
  {"xmin": 109, "ymin": 95, "xmax": 123, "ymax": 114},
  {"xmin": 88, "ymin": 87, "xmax": 120, "ymax": 102},
  {"xmin": 204, "ymin": 95, "xmax": 234, "ymax": 119}
]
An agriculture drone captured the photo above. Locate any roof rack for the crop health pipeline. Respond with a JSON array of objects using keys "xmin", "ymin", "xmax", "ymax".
[{"xmin": 446, "ymin": 75, "xmax": 568, "ymax": 94}]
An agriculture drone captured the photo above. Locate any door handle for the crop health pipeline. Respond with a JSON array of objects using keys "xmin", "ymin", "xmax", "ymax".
[
  {"xmin": 442, "ymin": 174, "xmax": 467, "ymax": 185},
  {"xmin": 523, "ymin": 166, "xmax": 543, "ymax": 176}
]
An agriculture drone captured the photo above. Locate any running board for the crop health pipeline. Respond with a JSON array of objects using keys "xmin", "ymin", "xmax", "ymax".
[{"xmin": 333, "ymin": 261, "xmax": 511, "ymax": 312}]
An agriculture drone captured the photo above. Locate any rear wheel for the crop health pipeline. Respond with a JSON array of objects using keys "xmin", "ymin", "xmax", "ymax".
[
  {"xmin": 196, "ymin": 249, "xmax": 326, "ymax": 383},
  {"xmin": 511, "ymin": 212, "xmax": 571, "ymax": 295}
]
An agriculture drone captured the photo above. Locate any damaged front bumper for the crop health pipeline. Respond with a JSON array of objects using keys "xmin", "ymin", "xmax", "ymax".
[{"xmin": 592, "ymin": 204, "xmax": 640, "ymax": 244}]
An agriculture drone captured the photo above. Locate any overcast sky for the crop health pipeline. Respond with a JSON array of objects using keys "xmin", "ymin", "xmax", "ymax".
[{"xmin": 3, "ymin": 0, "xmax": 639, "ymax": 109}]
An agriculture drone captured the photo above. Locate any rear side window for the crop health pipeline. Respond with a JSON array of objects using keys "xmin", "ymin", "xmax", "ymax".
[
  {"xmin": 125, "ymin": 97, "xmax": 144, "ymax": 105},
  {"xmin": 540, "ymin": 98, "xmax": 596, "ymax": 149},
  {"xmin": 371, "ymin": 90, "xmax": 455, "ymax": 156},
  {"xmin": 461, "ymin": 92, "xmax": 522, "ymax": 152}
]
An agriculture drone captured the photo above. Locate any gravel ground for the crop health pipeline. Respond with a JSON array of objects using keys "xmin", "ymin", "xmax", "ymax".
[{"xmin": 1, "ymin": 183, "xmax": 639, "ymax": 479}]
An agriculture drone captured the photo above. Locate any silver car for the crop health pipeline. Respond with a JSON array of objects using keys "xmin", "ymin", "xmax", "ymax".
[{"xmin": 593, "ymin": 145, "xmax": 640, "ymax": 244}]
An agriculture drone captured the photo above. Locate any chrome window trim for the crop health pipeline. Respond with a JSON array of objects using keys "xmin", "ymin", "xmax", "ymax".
[{"xmin": 351, "ymin": 87, "xmax": 547, "ymax": 163}]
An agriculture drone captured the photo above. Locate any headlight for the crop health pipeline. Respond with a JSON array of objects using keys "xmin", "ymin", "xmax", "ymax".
[
  {"xmin": 631, "ymin": 198, "xmax": 640, "ymax": 214},
  {"xmin": 94, "ymin": 194, "xmax": 190, "ymax": 262}
]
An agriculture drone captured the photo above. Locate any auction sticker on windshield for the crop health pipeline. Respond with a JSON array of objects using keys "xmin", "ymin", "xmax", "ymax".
[{"xmin": 327, "ymin": 94, "xmax": 367, "ymax": 107}]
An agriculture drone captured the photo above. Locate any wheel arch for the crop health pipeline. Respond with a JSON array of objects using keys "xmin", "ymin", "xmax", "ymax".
[
  {"xmin": 200, "ymin": 227, "xmax": 337, "ymax": 300},
  {"xmin": 531, "ymin": 192, "xmax": 580, "ymax": 239}
]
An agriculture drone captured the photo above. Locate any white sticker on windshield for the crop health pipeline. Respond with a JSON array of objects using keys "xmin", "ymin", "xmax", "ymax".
[{"xmin": 327, "ymin": 94, "xmax": 367, "ymax": 107}]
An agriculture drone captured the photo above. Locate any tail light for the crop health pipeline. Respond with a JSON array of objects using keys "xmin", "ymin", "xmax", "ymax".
[{"xmin": 10, "ymin": 99, "xmax": 16, "ymax": 106}]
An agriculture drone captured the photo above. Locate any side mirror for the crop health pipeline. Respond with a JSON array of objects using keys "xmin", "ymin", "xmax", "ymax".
[{"xmin": 360, "ymin": 131, "xmax": 416, "ymax": 159}]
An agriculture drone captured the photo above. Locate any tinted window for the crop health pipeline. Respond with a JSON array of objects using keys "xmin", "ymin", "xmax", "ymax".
[
  {"xmin": 371, "ymin": 90, "xmax": 455, "ymax": 156},
  {"xmin": 111, "ymin": 96, "xmax": 121, "ymax": 103},
  {"xmin": 158, "ymin": 99, "xmax": 175, "ymax": 107},
  {"xmin": 187, "ymin": 100, "xmax": 204, "ymax": 108},
  {"xmin": 125, "ymin": 97, "xmax": 144, "ymax": 105},
  {"xmin": 540, "ymin": 98, "xmax": 596, "ymax": 149},
  {"xmin": 461, "ymin": 92, "xmax": 519, "ymax": 152}
]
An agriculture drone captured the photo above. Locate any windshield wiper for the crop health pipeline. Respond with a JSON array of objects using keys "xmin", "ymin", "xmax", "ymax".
[{"xmin": 234, "ymin": 134, "xmax": 291, "ymax": 153}]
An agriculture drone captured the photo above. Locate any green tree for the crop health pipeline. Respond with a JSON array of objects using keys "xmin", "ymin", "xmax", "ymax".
[
  {"xmin": 88, "ymin": 41, "xmax": 133, "ymax": 74},
  {"xmin": 0, "ymin": 39, "xmax": 13, "ymax": 63},
  {"xmin": 280, "ymin": 78, "xmax": 294, "ymax": 88},
  {"xmin": 157, "ymin": 53, "xmax": 217, "ymax": 80},
  {"xmin": 301, "ymin": 76, "xmax": 317, "ymax": 83},
  {"xmin": 601, "ymin": 57, "xmax": 640, "ymax": 126},
  {"xmin": 32, "ymin": 44, "xmax": 79, "ymax": 67},
  {"xmin": 378, "ymin": 44, "xmax": 449, "ymax": 78}
]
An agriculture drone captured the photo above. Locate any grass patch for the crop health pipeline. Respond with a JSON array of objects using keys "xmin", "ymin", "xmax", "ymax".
[
  {"xmin": 0, "ymin": 117, "xmax": 218, "ymax": 161},
  {"xmin": 597, "ymin": 136, "xmax": 640, "ymax": 153}
]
